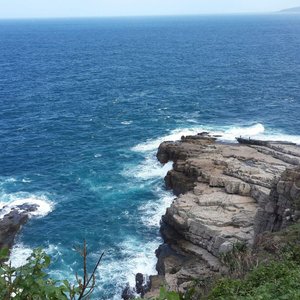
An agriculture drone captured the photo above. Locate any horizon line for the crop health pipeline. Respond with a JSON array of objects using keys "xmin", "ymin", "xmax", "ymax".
[{"xmin": 0, "ymin": 11, "xmax": 291, "ymax": 21}]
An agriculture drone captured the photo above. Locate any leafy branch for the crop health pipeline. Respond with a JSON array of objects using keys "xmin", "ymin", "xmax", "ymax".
[{"xmin": 0, "ymin": 241, "xmax": 104, "ymax": 300}]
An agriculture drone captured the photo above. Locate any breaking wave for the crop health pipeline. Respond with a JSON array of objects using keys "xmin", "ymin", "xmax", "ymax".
[
  {"xmin": 0, "ymin": 192, "xmax": 54, "ymax": 219},
  {"xmin": 132, "ymin": 123, "xmax": 300, "ymax": 154}
]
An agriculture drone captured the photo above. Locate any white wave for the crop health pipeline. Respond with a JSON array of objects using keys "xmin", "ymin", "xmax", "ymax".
[
  {"xmin": 121, "ymin": 121, "xmax": 133, "ymax": 125},
  {"xmin": 21, "ymin": 178, "xmax": 32, "ymax": 183},
  {"xmin": 9, "ymin": 243, "xmax": 33, "ymax": 268},
  {"xmin": 187, "ymin": 119, "xmax": 198, "ymax": 123},
  {"xmin": 96, "ymin": 238, "xmax": 162, "ymax": 300},
  {"xmin": 215, "ymin": 123, "xmax": 265, "ymax": 142},
  {"xmin": 0, "ymin": 177, "xmax": 17, "ymax": 186},
  {"xmin": 0, "ymin": 193, "xmax": 54, "ymax": 219},
  {"xmin": 139, "ymin": 188, "xmax": 175, "ymax": 227},
  {"xmin": 224, "ymin": 123, "xmax": 264, "ymax": 138},
  {"xmin": 132, "ymin": 123, "xmax": 300, "ymax": 153},
  {"xmin": 94, "ymin": 153, "xmax": 102, "ymax": 158},
  {"xmin": 218, "ymin": 123, "xmax": 300, "ymax": 144},
  {"xmin": 131, "ymin": 127, "xmax": 203, "ymax": 152},
  {"xmin": 4, "ymin": 177, "xmax": 17, "ymax": 183},
  {"xmin": 9, "ymin": 243, "xmax": 64, "ymax": 269},
  {"xmin": 123, "ymin": 156, "xmax": 172, "ymax": 180},
  {"xmin": 135, "ymin": 160, "xmax": 172, "ymax": 180}
]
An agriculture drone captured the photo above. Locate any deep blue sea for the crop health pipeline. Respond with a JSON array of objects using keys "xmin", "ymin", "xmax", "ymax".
[{"xmin": 0, "ymin": 15, "xmax": 300, "ymax": 299}]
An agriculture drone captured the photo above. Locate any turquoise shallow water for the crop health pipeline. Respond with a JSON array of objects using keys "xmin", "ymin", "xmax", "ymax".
[{"xmin": 0, "ymin": 15, "xmax": 300, "ymax": 299}]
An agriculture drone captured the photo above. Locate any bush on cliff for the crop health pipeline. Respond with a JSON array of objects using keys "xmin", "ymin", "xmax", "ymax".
[
  {"xmin": 148, "ymin": 223, "xmax": 300, "ymax": 300},
  {"xmin": 208, "ymin": 261, "xmax": 300, "ymax": 300},
  {"xmin": 208, "ymin": 222, "xmax": 300, "ymax": 300},
  {"xmin": 0, "ymin": 248, "xmax": 70, "ymax": 299},
  {"xmin": 0, "ymin": 241, "xmax": 103, "ymax": 300}
]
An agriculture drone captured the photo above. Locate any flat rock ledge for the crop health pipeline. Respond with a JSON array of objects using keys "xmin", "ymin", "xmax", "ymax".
[{"xmin": 145, "ymin": 133, "xmax": 300, "ymax": 296}]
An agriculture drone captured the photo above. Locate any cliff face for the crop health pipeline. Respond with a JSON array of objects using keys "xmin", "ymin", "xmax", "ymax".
[
  {"xmin": 256, "ymin": 167, "xmax": 300, "ymax": 234},
  {"xmin": 149, "ymin": 133, "xmax": 300, "ymax": 294}
]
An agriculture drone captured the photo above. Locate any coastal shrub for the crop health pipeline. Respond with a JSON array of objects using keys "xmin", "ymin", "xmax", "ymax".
[
  {"xmin": 0, "ymin": 241, "xmax": 103, "ymax": 300},
  {"xmin": 0, "ymin": 248, "xmax": 69, "ymax": 299},
  {"xmin": 208, "ymin": 260, "xmax": 300, "ymax": 300},
  {"xmin": 157, "ymin": 287, "xmax": 181, "ymax": 300},
  {"xmin": 220, "ymin": 242, "xmax": 258, "ymax": 278},
  {"xmin": 143, "ymin": 287, "xmax": 183, "ymax": 300},
  {"xmin": 208, "ymin": 228, "xmax": 300, "ymax": 300}
]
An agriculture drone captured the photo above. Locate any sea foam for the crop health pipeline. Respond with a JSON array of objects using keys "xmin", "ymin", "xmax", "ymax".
[
  {"xmin": 9, "ymin": 243, "xmax": 33, "ymax": 268},
  {"xmin": 0, "ymin": 193, "xmax": 54, "ymax": 219},
  {"xmin": 96, "ymin": 238, "xmax": 162, "ymax": 300},
  {"xmin": 139, "ymin": 187, "xmax": 175, "ymax": 227},
  {"xmin": 132, "ymin": 123, "xmax": 300, "ymax": 154}
]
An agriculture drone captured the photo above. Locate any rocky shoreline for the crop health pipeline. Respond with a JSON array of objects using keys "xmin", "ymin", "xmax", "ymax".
[
  {"xmin": 0, "ymin": 204, "xmax": 39, "ymax": 257},
  {"xmin": 1, "ymin": 132, "xmax": 300, "ymax": 298},
  {"xmin": 140, "ymin": 132, "xmax": 300, "ymax": 298}
]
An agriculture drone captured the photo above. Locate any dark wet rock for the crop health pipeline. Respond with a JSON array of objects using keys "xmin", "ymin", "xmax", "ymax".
[
  {"xmin": 121, "ymin": 273, "xmax": 151, "ymax": 299},
  {"xmin": 236, "ymin": 137, "xmax": 269, "ymax": 146},
  {"xmin": 0, "ymin": 204, "xmax": 38, "ymax": 252},
  {"xmin": 135, "ymin": 273, "xmax": 150, "ymax": 297},
  {"xmin": 121, "ymin": 284, "xmax": 135, "ymax": 300}
]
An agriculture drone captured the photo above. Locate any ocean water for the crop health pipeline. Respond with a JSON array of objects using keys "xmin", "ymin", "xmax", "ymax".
[{"xmin": 0, "ymin": 15, "xmax": 300, "ymax": 299}]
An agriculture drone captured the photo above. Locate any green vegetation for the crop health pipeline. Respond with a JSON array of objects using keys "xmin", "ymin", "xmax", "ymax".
[
  {"xmin": 208, "ymin": 222, "xmax": 300, "ymax": 300},
  {"xmin": 0, "ymin": 241, "xmax": 103, "ymax": 300},
  {"xmin": 154, "ymin": 287, "xmax": 181, "ymax": 300},
  {"xmin": 209, "ymin": 261, "xmax": 300, "ymax": 300},
  {"xmin": 1, "ymin": 223, "xmax": 300, "ymax": 299},
  {"xmin": 148, "ymin": 223, "xmax": 300, "ymax": 300}
]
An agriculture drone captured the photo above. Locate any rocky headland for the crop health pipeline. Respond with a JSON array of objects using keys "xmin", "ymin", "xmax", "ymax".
[{"xmin": 143, "ymin": 132, "xmax": 300, "ymax": 297}]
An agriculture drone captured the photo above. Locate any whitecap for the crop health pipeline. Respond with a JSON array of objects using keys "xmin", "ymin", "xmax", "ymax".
[
  {"xmin": 218, "ymin": 123, "xmax": 300, "ymax": 144},
  {"xmin": 187, "ymin": 119, "xmax": 198, "ymax": 123},
  {"xmin": 0, "ymin": 193, "xmax": 54, "ymax": 219},
  {"xmin": 132, "ymin": 123, "xmax": 300, "ymax": 153},
  {"xmin": 131, "ymin": 127, "xmax": 203, "ymax": 152},
  {"xmin": 215, "ymin": 123, "xmax": 266, "ymax": 142},
  {"xmin": 121, "ymin": 121, "xmax": 133, "ymax": 125},
  {"xmin": 0, "ymin": 177, "xmax": 17, "ymax": 185},
  {"xmin": 21, "ymin": 178, "xmax": 32, "ymax": 183}
]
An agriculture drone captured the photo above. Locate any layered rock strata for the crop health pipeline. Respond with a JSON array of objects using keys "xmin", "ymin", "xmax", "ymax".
[{"xmin": 148, "ymin": 133, "xmax": 300, "ymax": 294}]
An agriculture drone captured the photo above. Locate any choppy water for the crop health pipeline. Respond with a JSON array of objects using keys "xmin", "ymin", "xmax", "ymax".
[{"xmin": 0, "ymin": 15, "xmax": 300, "ymax": 299}]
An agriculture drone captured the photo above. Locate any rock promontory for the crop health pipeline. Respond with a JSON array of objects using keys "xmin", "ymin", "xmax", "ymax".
[{"xmin": 146, "ymin": 133, "xmax": 300, "ymax": 295}]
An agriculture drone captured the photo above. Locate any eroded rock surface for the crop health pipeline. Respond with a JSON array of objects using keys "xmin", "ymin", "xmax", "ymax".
[{"xmin": 147, "ymin": 134, "xmax": 300, "ymax": 295}]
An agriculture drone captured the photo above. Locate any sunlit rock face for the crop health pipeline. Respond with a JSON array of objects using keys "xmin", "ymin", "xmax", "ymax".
[{"xmin": 149, "ymin": 133, "xmax": 300, "ymax": 294}]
